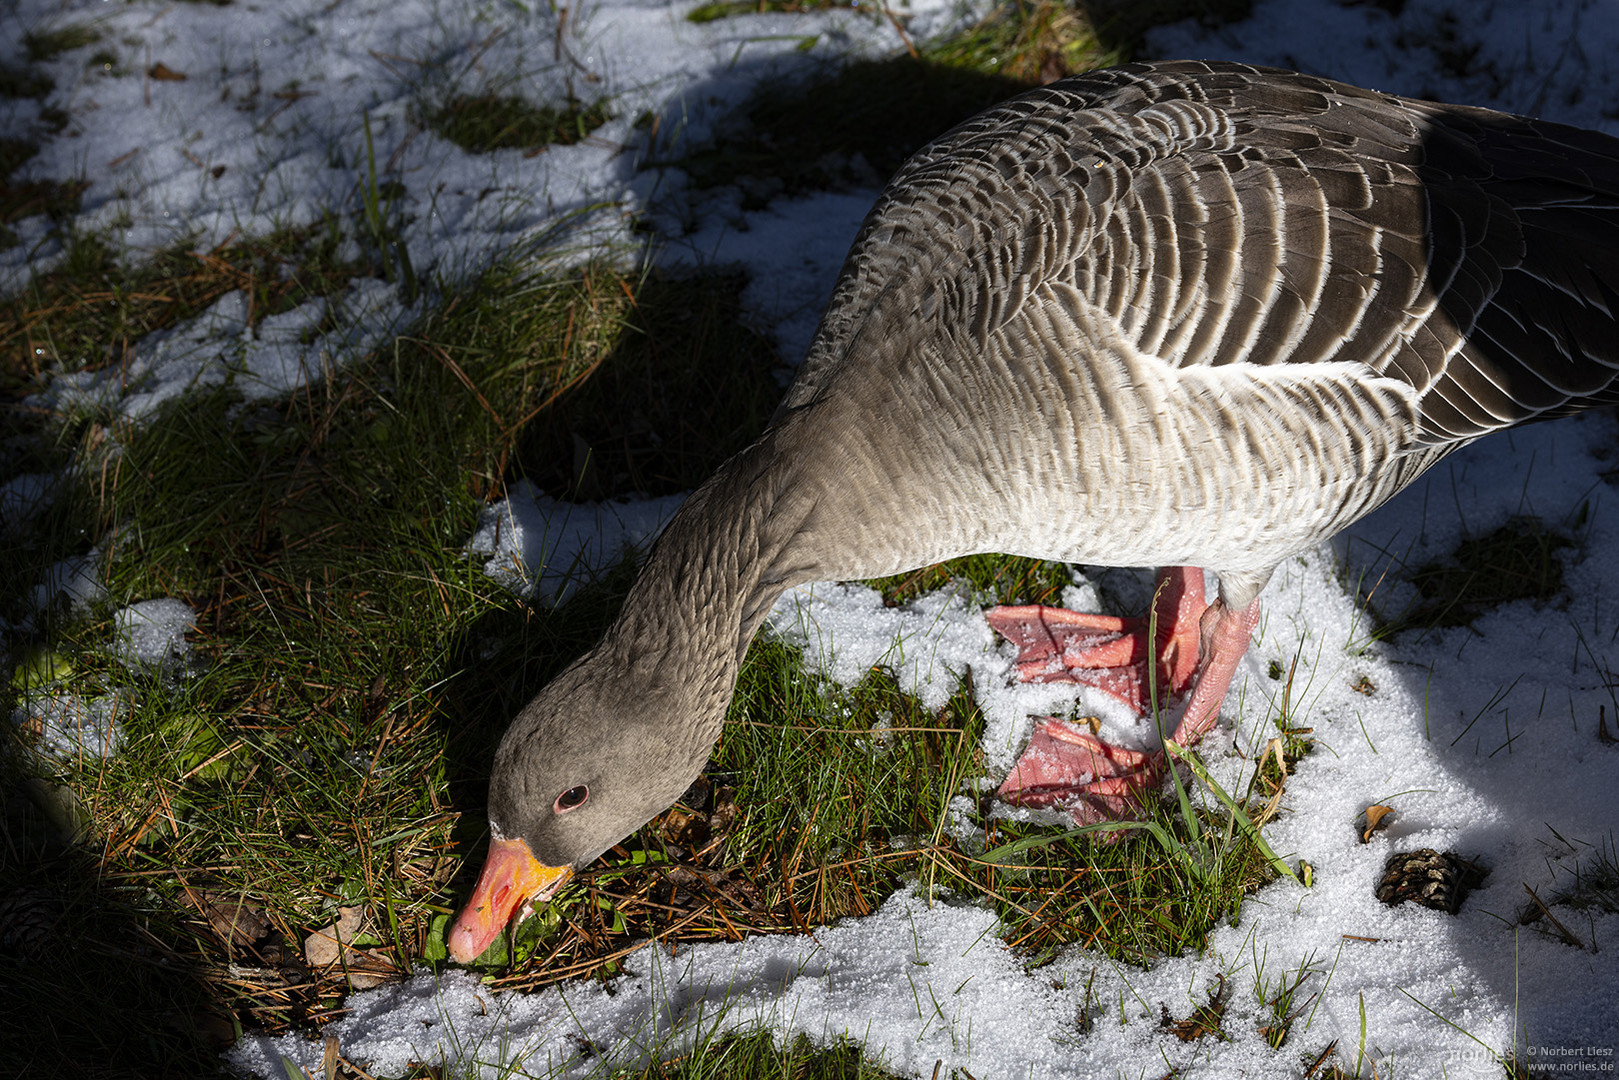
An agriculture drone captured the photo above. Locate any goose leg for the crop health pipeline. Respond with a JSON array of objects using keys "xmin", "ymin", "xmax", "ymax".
[
  {"xmin": 991, "ymin": 569, "xmax": 1262, "ymax": 827},
  {"xmin": 985, "ymin": 565, "xmax": 1208, "ymax": 710}
]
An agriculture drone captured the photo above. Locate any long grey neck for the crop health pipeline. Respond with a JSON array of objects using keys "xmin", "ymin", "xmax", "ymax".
[
  {"xmin": 591, "ymin": 426, "xmax": 818, "ymax": 738},
  {"xmin": 588, "ymin": 377, "xmax": 1000, "ymax": 756}
]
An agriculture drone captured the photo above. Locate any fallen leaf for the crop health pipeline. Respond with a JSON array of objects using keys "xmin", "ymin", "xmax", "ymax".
[
  {"xmin": 303, "ymin": 906, "xmax": 363, "ymax": 967},
  {"xmin": 662, "ymin": 806, "xmax": 710, "ymax": 852},
  {"xmin": 1250, "ymin": 737, "xmax": 1290, "ymax": 828},
  {"xmin": 303, "ymin": 907, "xmax": 397, "ymax": 989},
  {"xmin": 708, "ymin": 786, "xmax": 739, "ymax": 838},
  {"xmin": 1521, "ymin": 883, "xmax": 1586, "ymax": 948},
  {"xmin": 148, "ymin": 62, "xmax": 187, "ymax": 81},
  {"xmin": 1159, "ymin": 974, "xmax": 1229, "ymax": 1041},
  {"xmin": 200, "ymin": 892, "xmax": 270, "ymax": 948},
  {"xmin": 661, "ymin": 806, "xmax": 696, "ymax": 838},
  {"xmin": 1359, "ymin": 804, "xmax": 1395, "ymax": 843}
]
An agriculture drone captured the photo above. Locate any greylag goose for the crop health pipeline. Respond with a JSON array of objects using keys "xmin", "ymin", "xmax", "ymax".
[{"xmin": 447, "ymin": 59, "xmax": 1619, "ymax": 963}]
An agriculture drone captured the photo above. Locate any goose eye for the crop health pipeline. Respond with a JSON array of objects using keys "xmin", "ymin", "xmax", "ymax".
[{"xmin": 554, "ymin": 785, "xmax": 589, "ymax": 813}]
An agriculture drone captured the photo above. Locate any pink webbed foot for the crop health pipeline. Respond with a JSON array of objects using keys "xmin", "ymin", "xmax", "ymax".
[
  {"xmin": 996, "ymin": 717, "xmax": 1162, "ymax": 828},
  {"xmin": 985, "ymin": 565, "xmax": 1208, "ymax": 713},
  {"xmin": 990, "ymin": 568, "xmax": 1263, "ymax": 829}
]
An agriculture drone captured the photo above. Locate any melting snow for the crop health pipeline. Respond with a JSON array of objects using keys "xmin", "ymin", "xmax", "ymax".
[
  {"xmin": 111, "ymin": 598, "xmax": 196, "ymax": 674},
  {"xmin": 10, "ymin": 688, "xmax": 125, "ymax": 760}
]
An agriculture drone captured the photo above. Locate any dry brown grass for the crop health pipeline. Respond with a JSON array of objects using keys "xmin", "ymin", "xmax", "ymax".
[{"xmin": 0, "ymin": 226, "xmax": 360, "ymax": 396}]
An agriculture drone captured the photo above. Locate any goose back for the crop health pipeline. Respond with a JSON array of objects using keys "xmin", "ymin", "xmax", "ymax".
[{"xmin": 781, "ymin": 60, "xmax": 1619, "ymax": 452}]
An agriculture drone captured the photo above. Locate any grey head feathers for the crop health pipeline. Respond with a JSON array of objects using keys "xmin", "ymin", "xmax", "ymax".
[{"xmin": 488, "ymin": 649, "xmax": 725, "ymax": 870}]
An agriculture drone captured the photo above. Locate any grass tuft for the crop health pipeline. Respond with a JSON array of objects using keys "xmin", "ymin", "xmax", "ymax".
[
  {"xmin": 426, "ymin": 93, "xmax": 613, "ymax": 155},
  {"xmin": 0, "ymin": 137, "xmax": 85, "ymax": 243},
  {"xmin": 686, "ymin": 0, "xmax": 874, "ymax": 24},
  {"xmin": 24, "ymin": 25, "xmax": 103, "ymax": 63},
  {"xmin": 1401, "ymin": 516, "xmax": 1572, "ymax": 630},
  {"xmin": 866, "ymin": 553, "xmax": 1072, "ymax": 608},
  {"xmin": 1524, "ymin": 832, "xmax": 1619, "ymax": 931},
  {"xmin": 0, "ymin": 63, "xmax": 54, "ymax": 100},
  {"xmin": 665, "ymin": 0, "xmax": 1250, "ymax": 205},
  {"xmin": 1255, "ymin": 952, "xmax": 1324, "ymax": 1049},
  {"xmin": 615, "ymin": 1032, "xmax": 896, "ymax": 1079},
  {"xmin": 930, "ymin": 0, "xmax": 1122, "ymax": 86},
  {"xmin": 673, "ymin": 56, "xmax": 1029, "ymax": 207}
]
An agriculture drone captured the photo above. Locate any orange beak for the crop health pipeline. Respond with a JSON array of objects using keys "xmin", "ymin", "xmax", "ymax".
[{"xmin": 446, "ymin": 836, "xmax": 572, "ymax": 964}]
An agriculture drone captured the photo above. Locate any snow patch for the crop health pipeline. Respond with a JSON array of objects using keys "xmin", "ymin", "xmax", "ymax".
[
  {"xmin": 468, "ymin": 479, "xmax": 686, "ymax": 604},
  {"xmin": 112, "ymin": 598, "xmax": 196, "ymax": 674},
  {"xmin": 12, "ymin": 690, "xmax": 125, "ymax": 759}
]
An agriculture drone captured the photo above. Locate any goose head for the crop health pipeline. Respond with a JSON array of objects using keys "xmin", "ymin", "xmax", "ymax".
[{"xmin": 445, "ymin": 641, "xmax": 734, "ymax": 963}]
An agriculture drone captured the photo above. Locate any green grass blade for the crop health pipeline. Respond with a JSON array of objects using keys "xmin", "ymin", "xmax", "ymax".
[{"xmin": 1164, "ymin": 740, "xmax": 1302, "ymax": 886}]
